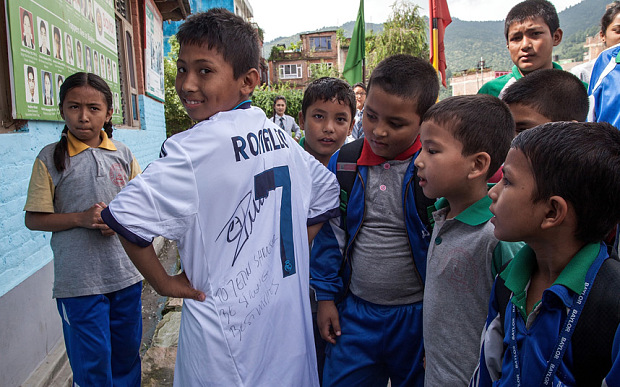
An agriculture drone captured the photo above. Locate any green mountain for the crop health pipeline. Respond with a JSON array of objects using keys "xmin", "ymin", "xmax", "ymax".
[
  {"xmin": 445, "ymin": 0, "xmax": 610, "ymax": 74},
  {"xmin": 263, "ymin": 0, "xmax": 609, "ymax": 76}
]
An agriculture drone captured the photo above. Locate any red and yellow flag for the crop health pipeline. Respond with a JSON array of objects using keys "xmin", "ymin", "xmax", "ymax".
[{"xmin": 429, "ymin": 0, "xmax": 451, "ymax": 87}]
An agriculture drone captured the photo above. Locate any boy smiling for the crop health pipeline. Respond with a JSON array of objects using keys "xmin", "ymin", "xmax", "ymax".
[{"xmin": 103, "ymin": 8, "xmax": 340, "ymax": 386}]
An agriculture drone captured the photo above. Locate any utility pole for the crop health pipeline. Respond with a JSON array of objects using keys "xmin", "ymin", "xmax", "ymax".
[{"xmin": 478, "ymin": 57, "xmax": 485, "ymax": 89}]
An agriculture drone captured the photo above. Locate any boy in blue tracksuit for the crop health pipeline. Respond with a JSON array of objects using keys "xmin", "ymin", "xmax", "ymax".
[
  {"xmin": 310, "ymin": 55, "xmax": 439, "ymax": 387},
  {"xmin": 470, "ymin": 122, "xmax": 620, "ymax": 386}
]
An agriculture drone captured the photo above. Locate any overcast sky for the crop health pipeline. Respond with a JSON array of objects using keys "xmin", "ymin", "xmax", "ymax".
[{"xmin": 250, "ymin": 0, "xmax": 584, "ymax": 42}]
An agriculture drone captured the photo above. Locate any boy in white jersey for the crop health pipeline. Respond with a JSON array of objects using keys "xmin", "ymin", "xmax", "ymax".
[{"xmin": 102, "ymin": 8, "xmax": 340, "ymax": 387}]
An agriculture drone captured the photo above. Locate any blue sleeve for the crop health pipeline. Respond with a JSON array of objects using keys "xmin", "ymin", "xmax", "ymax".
[
  {"xmin": 310, "ymin": 152, "xmax": 347, "ymax": 301},
  {"xmin": 604, "ymin": 324, "xmax": 620, "ymax": 387},
  {"xmin": 470, "ymin": 278, "xmax": 506, "ymax": 387}
]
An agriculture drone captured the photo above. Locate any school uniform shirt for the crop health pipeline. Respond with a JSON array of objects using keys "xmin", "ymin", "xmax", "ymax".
[
  {"xmin": 352, "ymin": 109, "xmax": 364, "ymax": 139},
  {"xmin": 272, "ymin": 113, "xmax": 301, "ymax": 139},
  {"xmin": 470, "ymin": 243, "xmax": 620, "ymax": 387},
  {"xmin": 588, "ymin": 43, "xmax": 620, "ymax": 129},
  {"xmin": 24, "ymin": 131, "xmax": 142, "ymax": 298},
  {"xmin": 423, "ymin": 196, "xmax": 523, "ymax": 387},
  {"xmin": 478, "ymin": 63, "xmax": 563, "ymax": 98},
  {"xmin": 103, "ymin": 105, "xmax": 340, "ymax": 387}
]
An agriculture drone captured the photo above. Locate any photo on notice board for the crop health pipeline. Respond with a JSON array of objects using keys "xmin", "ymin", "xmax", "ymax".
[
  {"xmin": 65, "ymin": 33, "xmax": 74, "ymax": 66},
  {"xmin": 41, "ymin": 70, "xmax": 53, "ymax": 106},
  {"xmin": 25, "ymin": 65, "xmax": 39, "ymax": 104},
  {"xmin": 100, "ymin": 53, "xmax": 105, "ymax": 79},
  {"xmin": 76, "ymin": 40, "xmax": 83, "ymax": 69},
  {"xmin": 56, "ymin": 74, "xmax": 64, "ymax": 101},
  {"xmin": 85, "ymin": 45, "xmax": 92, "ymax": 72},
  {"xmin": 93, "ymin": 49, "xmax": 99, "ymax": 75},
  {"xmin": 20, "ymin": 7, "xmax": 35, "ymax": 49},
  {"xmin": 52, "ymin": 25, "xmax": 63, "ymax": 61},
  {"xmin": 37, "ymin": 17, "xmax": 50, "ymax": 55}
]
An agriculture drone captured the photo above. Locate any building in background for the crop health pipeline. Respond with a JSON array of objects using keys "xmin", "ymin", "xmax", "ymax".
[
  {"xmin": 269, "ymin": 30, "xmax": 348, "ymax": 89},
  {"xmin": 0, "ymin": 0, "xmax": 190, "ymax": 385},
  {"xmin": 450, "ymin": 69, "xmax": 510, "ymax": 96},
  {"xmin": 163, "ymin": 0, "xmax": 253, "ymax": 55}
]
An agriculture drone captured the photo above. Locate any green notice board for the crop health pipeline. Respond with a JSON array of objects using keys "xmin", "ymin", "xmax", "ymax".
[{"xmin": 6, "ymin": 0, "xmax": 122, "ymax": 121}]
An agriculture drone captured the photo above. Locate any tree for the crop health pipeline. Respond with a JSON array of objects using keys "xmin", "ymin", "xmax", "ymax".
[
  {"xmin": 251, "ymin": 83, "xmax": 303, "ymax": 123},
  {"xmin": 367, "ymin": 1, "xmax": 428, "ymax": 73},
  {"xmin": 308, "ymin": 61, "xmax": 340, "ymax": 82},
  {"xmin": 164, "ymin": 36, "xmax": 193, "ymax": 137}
]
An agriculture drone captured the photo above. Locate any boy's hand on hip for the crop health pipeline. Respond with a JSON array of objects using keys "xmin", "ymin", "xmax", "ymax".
[
  {"xmin": 159, "ymin": 271, "xmax": 206, "ymax": 302},
  {"xmin": 317, "ymin": 300, "xmax": 341, "ymax": 344}
]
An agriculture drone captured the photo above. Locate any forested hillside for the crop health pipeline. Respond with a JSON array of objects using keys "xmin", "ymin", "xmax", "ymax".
[{"xmin": 262, "ymin": 0, "xmax": 610, "ymax": 76}]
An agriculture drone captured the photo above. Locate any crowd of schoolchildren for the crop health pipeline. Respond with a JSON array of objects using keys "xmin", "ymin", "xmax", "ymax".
[{"xmin": 22, "ymin": 1, "xmax": 620, "ymax": 386}]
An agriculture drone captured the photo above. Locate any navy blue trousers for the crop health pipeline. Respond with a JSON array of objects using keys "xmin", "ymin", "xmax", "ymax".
[{"xmin": 56, "ymin": 282, "xmax": 142, "ymax": 387}]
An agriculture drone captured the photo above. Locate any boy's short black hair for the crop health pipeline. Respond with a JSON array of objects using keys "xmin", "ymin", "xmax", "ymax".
[
  {"xmin": 502, "ymin": 69, "xmax": 589, "ymax": 122},
  {"xmin": 504, "ymin": 0, "xmax": 560, "ymax": 40},
  {"xmin": 367, "ymin": 54, "xmax": 439, "ymax": 119},
  {"xmin": 423, "ymin": 95, "xmax": 515, "ymax": 179},
  {"xmin": 301, "ymin": 77, "xmax": 355, "ymax": 119},
  {"xmin": 513, "ymin": 122, "xmax": 620, "ymax": 243},
  {"xmin": 176, "ymin": 8, "xmax": 259, "ymax": 79}
]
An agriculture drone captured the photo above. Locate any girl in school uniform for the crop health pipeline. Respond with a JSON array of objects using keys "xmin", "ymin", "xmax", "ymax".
[{"xmin": 24, "ymin": 72, "xmax": 143, "ymax": 386}]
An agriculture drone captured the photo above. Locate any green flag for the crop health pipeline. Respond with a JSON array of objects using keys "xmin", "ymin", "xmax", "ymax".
[{"xmin": 343, "ymin": 0, "xmax": 365, "ymax": 85}]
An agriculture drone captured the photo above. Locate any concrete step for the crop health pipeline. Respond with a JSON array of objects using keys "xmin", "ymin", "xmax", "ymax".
[{"xmin": 21, "ymin": 340, "xmax": 72, "ymax": 387}]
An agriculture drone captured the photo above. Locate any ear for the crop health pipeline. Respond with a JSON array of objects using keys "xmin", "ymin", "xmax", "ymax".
[
  {"xmin": 552, "ymin": 28, "xmax": 563, "ymax": 47},
  {"xmin": 298, "ymin": 111, "xmax": 305, "ymax": 130},
  {"xmin": 599, "ymin": 30, "xmax": 606, "ymax": 44},
  {"xmin": 540, "ymin": 195, "xmax": 569, "ymax": 230},
  {"xmin": 105, "ymin": 108, "xmax": 113, "ymax": 124},
  {"xmin": 467, "ymin": 152, "xmax": 491, "ymax": 180},
  {"xmin": 240, "ymin": 68, "xmax": 260, "ymax": 96}
]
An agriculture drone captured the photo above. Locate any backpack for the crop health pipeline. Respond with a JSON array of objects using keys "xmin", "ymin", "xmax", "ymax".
[
  {"xmin": 494, "ymin": 256, "xmax": 620, "ymax": 386},
  {"xmin": 335, "ymin": 138, "xmax": 434, "ymax": 240}
]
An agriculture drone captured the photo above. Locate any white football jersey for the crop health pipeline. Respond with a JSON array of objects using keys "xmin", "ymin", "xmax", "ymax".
[{"xmin": 106, "ymin": 106, "xmax": 339, "ymax": 386}]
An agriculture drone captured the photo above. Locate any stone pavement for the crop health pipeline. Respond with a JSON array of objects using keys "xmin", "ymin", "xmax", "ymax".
[{"xmin": 141, "ymin": 296, "xmax": 182, "ymax": 387}]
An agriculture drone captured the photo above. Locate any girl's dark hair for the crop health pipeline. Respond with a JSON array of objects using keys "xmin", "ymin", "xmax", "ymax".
[
  {"xmin": 54, "ymin": 72, "xmax": 113, "ymax": 172},
  {"xmin": 601, "ymin": 1, "xmax": 620, "ymax": 37}
]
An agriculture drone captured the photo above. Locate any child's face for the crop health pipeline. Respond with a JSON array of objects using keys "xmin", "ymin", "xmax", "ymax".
[
  {"xmin": 602, "ymin": 12, "xmax": 620, "ymax": 47},
  {"xmin": 362, "ymin": 85, "xmax": 421, "ymax": 160},
  {"xmin": 353, "ymin": 86, "xmax": 366, "ymax": 111},
  {"xmin": 175, "ymin": 43, "xmax": 245, "ymax": 122},
  {"xmin": 60, "ymin": 85, "xmax": 112, "ymax": 148},
  {"xmin": 415, "ymin": 120, "xmax": 475, "ymax": 200},
  {"xmin": 28, "ymin": 71, "xmax": 35, "ymax": 96},
  {"xmin": 507, "ymin": 16, "xmax": 562, "ymax": 75},
  {"xmin": 508, "ymin": 103, "xmax": 551, "ymax": 135},
  {"xmin": 299, "ymin": 99, "xmax": 353, "ymax": 165},
  {"xmin": 488, "ymin": 148, "xmax": 547, "ymax": 242},
  {"xmin": 274, "ymin": 100, "xmax": 286, "ymax": 116}
]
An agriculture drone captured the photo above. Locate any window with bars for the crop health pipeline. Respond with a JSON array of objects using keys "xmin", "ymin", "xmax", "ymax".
[
  {"xmin": 279, "ymin": 64, "xmax": 302, "ymax": 79},
  {"xmin": 309, "ymin": 37, "xmax": 332, "ymax": 51}
]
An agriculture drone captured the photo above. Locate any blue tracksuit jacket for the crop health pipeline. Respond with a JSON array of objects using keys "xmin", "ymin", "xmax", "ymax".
[{"xmin": 309, "ymin": 147, "xmax": 432, "ymax": 302}]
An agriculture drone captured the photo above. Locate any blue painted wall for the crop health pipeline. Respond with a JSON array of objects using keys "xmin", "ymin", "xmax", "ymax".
[
  {"xmin": 0, "ymin": 95, "xmax": 166, "ymax": 297},
  {"xmin": 163, "ymin": 0, "xmax": 234, "ymax": 55}
]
